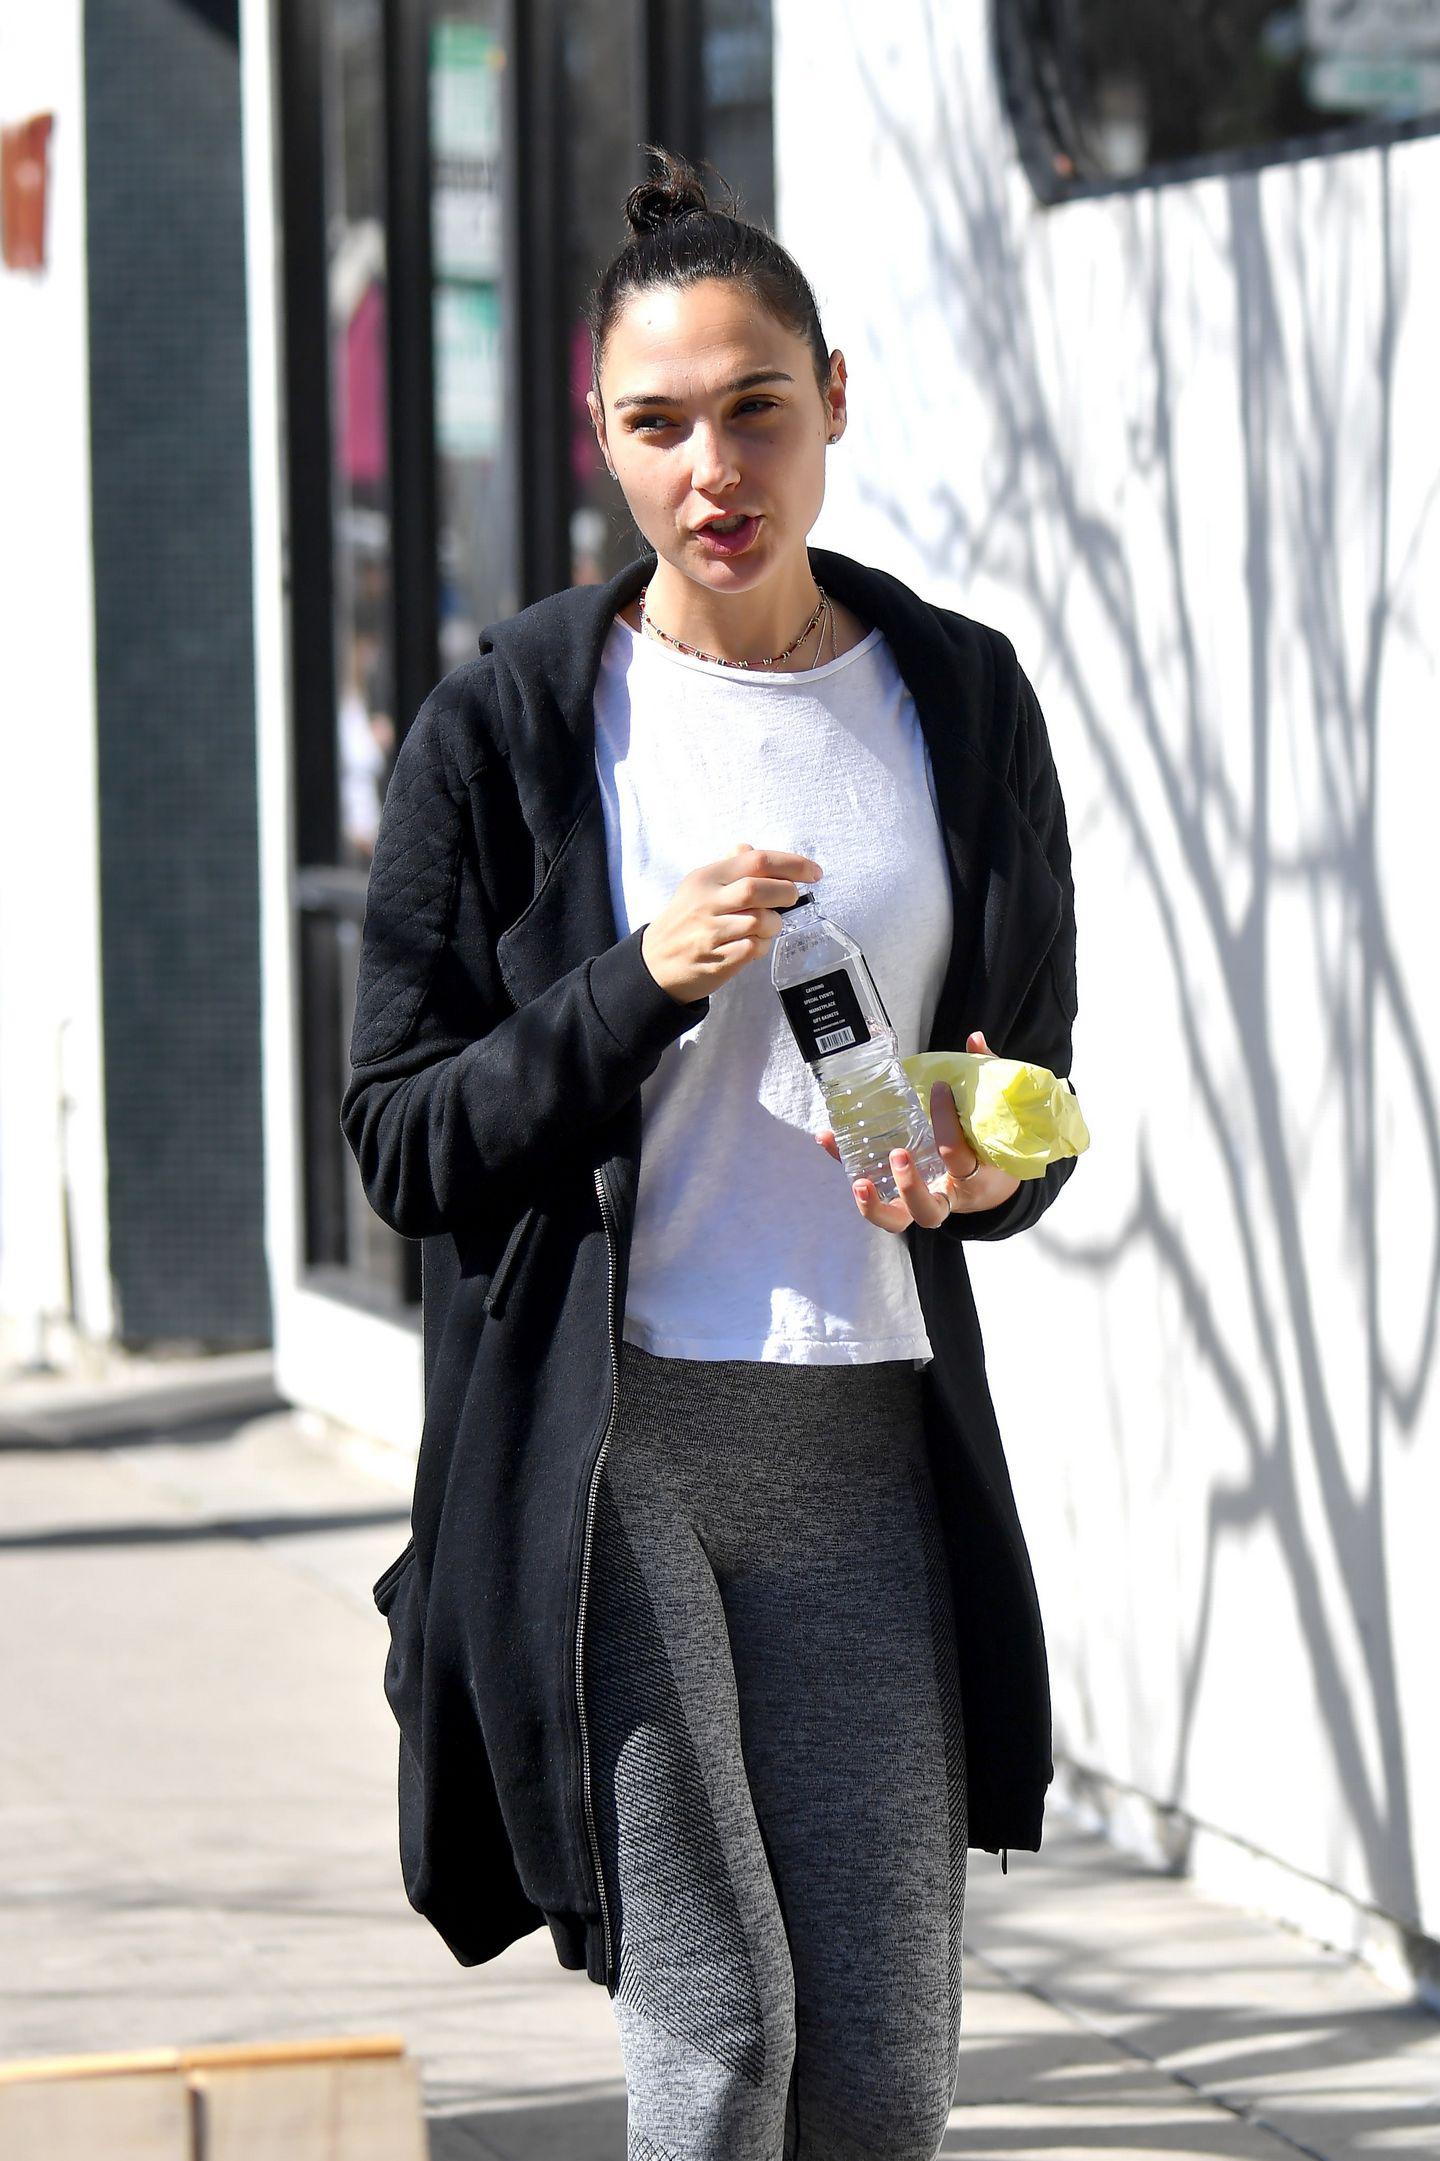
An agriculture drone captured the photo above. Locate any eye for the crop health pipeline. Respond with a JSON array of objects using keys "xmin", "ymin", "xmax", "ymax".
[{"xmin": 626, "ymin": 397, "xmax": 780, "ymax": 435}]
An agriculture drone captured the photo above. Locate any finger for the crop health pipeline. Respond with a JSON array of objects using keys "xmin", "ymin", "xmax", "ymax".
[
  {"xmin": 850, "ymin": 1178, "xmax": 914, "ymax": 1234},
  {"xmin": 709, "ymin": 933, "xmax": 769, "ymax": 969},
  {"xmin": 718, "ymin": 873, "xmax": 823, "ymax": 917},
  {"xmin": 723, "ymin": 846, "xmax": 824, "ymax": 886},
  {"xmin": 710, "ymin": 907, "xmax": 786, "ymax": 945},
  {"xmin": 815, "ymin": 1129, "xmax": 842, "ymax": 1162},
  {"xmin": 889, "ymin": 1148, "xmax": 950, "ymax": 1229},
  {"xmin": 930, "ymin": 1080, "xmax": 980, "ymax": 1178},
  {"xmin": 967, "ymin": 1029, "xmax": 990, "ymax": 1053}
]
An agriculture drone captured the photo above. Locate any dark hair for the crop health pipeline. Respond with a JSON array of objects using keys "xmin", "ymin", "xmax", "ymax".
[{"xmin": 587, "ymin": 144, "xmax": 831, "ymax": 401}]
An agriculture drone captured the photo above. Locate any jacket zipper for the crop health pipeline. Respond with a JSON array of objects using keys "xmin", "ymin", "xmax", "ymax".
[{"xmin": 574, "ymin": 1162, "xmax": 621, "ymax": 1987}]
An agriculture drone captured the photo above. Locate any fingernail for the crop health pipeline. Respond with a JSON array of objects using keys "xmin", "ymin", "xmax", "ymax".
[
  {"xmin": 853, "ymin": 1182, "xmax": 870, "ymax": 1200},
  {"xmin": 894, "ymin": 1151, "xmax": 911, "ymax": 1168}
]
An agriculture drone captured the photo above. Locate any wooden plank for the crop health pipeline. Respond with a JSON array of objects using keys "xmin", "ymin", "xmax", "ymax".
[
  {"xmin": 0, "ymin": 2047, "xmax": 181, "ymax": 2086},
  {"xmin": 0, "ymin": 2032, "xmax": 404, "ymax": 2086},
  {"xmin": 178, "ymin": 2034, "xmax": 405, "ymax": 2072},
  {"xmin": 191, "ymin": 2055, "xmax": 426, "ymax": 2161},
  {"xmin": 0, "ymin": 2070, "xmax": 190, "ymax": 2160}
]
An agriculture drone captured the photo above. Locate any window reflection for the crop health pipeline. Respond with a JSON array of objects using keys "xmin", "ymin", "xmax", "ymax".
[
  {"xmin": 1005, "ymin": 0, "xmax": 1440, "ymax": 194},
  {"xmin": 562, "ymin": 0, "xmax": 775, "ymax": 590},
  {"xmin": 326, "ymin": 0, "xmax": 395, "ymax": 867},
  {"xmin": 430, "ymin": 8, "xmax": 515, "ymax": 667},
  {"xmin": 702, "ymin": 0, "xmax": 775, "ymax": 228},
  {"xmin": 562, "ymin": 0, "xmax": 646, "ymax": 589}
]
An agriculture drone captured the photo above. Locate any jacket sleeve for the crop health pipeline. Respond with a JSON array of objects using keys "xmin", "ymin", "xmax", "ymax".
[
  {"xmin": 340, "ymin": 686, "xmax": 706, "ymax": 1240},
  {"xmin": 942, "ymin": 661, "xmax": 1080, "ymax": 1244}
]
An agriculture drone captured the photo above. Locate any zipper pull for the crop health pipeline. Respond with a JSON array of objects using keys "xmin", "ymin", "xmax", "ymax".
[{"xmin": 1001, "ymin": 1847, "xmax": 1009, "ymax": 1875}]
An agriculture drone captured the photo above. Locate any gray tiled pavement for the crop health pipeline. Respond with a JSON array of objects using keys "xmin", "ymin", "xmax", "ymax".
[{"xmin": 1, "ymin": 1356, "xmax": 1437, "ymax": 2158}]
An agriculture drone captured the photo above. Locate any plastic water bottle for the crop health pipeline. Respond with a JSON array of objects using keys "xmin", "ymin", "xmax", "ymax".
[{"xmin": 772, "ymin": 891, "xmax": 946, "ymax": 1204}]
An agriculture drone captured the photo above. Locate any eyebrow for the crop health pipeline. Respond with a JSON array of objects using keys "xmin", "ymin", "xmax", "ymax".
[{"xmin": 611, "ymin": 369, "xmax": 795, "ymax": 413}]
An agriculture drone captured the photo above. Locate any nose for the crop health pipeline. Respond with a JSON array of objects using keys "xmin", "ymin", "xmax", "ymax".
[{"xmin": 689, "ymin": 419, "xmax": 741, "ymax": 494}]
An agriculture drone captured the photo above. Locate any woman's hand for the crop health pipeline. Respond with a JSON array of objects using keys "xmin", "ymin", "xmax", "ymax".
[
  {"xmin": 641, "ymin": 843, "xmax": 823, "ymax": 1004},
  {"xmin": 815, "ymin": 1029, "xmax": 1023, "ymax": 1232}
]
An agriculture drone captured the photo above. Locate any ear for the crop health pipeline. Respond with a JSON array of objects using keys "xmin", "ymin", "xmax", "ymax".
[{"xmin": 824, "ymin": 350, "xmax": 848, "ymax": 444}]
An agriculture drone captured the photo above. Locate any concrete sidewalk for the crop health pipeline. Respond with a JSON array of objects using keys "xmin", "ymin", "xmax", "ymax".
[{"xmin": 1, "ymin": 1361, "xmax": 1436, "ymax": 2159}]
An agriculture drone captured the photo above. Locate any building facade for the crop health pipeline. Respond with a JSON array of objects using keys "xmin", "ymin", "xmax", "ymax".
[{"xmin": 3, "ymin": 0, "xmax": 1437, "ymax": 1997}]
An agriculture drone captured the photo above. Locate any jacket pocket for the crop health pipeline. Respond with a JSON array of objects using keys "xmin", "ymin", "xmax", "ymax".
[
  {"xmin": 483, "ymin": 1206, "xmax": 536, "ymax": 1319},
  {"xmin": 376, "ymin": 1541, "xmax": 426, "ymax": 1796},
  {"xmin": 493, "ymin": 797, "xmax": 594, "ymax": 1009},
  {"xmin": 372, "ymin": 1537, "xmax": 416, "ymax": 1616}
]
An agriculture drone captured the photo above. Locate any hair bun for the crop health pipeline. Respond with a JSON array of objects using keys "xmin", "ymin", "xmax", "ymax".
[{"xmin": 624, "ymin": 146, "xmax": 728, "ymax": 237}]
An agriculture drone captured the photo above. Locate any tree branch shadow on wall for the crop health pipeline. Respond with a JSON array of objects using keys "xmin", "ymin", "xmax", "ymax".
[{"xmin": 854, "ymin": 1, "xmax": 1440, "ymax": 1985}]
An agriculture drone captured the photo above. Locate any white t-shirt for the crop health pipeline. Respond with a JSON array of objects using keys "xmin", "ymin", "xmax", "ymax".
[{"xmin": 592, "ymin": 609, "xmax": 954, "ymax": 1363}]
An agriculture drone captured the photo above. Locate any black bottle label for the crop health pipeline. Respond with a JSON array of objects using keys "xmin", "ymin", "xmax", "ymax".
[{"xmin": 778, "ymin": 968, "xmax": 875, "ymax": 1063}]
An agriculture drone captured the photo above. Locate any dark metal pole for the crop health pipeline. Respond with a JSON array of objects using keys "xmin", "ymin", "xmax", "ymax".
[
  {"xmin": 643, "ymin": 0, "xmax": 703, "ymax": 163},
  {"xmin": 507, "ymin": 0, "xmax": 570, "ymax": 601},
  {"xmin": 275, "ymin": 0, "xmax": 339, "ymax": 865}
]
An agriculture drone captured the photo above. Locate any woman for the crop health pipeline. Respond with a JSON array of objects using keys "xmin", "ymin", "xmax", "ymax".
[{"xmin": 344, "ymin": 147, "xmax": 1079, "ymax": 2161}]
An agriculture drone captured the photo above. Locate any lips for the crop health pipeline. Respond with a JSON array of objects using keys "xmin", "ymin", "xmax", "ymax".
[{"xmin": 693, "ymin": 512, "xmax": 762, "ymax": 556}]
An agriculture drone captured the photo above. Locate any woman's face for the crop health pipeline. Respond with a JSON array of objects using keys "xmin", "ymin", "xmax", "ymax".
[{"xmin": 588, "ymin": 277, "xmax": 846, "ymax": 592}]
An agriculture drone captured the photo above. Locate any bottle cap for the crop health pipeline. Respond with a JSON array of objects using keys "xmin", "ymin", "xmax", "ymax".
[{"xmin": 780, "ymin": 891, "xmax": 816, "ymax": 913}]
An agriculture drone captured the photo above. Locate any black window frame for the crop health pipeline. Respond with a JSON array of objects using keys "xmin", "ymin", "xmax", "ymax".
[{"xmin": 994, "ymin": 0, "xmax": 1440, "ymax": 206}]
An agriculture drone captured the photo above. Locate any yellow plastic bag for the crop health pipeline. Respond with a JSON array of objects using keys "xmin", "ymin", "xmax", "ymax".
[{"xmin": 901, "ymin": 1051, "xmax": 1090, "ymax": 1182}]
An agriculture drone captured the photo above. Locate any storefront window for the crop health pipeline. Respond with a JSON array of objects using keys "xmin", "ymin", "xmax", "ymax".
[
  {"xmin": 563, "ymin": 0, "xmax": 775, "ymax": 588},
  {"xmin": 282, "ymin": 0, "xmax": 773, "ymax": 1315},
  {"xmin": 284, "ymin": 0, "xmax": 416, "ymax": 1306},
  {"xmin": 1000, "ymin": 0, "xmax": 1440, "ymax": 198},
  {"xmin": 430, "ymin": 9, "xmax": 517, "ymax": 668},
  {"xmin": 560, "ymin": 0, "xmax": 647, "ymax": 588},
  {"xmin": 701, "ymin": 0, "xmax": 775, "ymax": 228},
  {"xmin": 326, "ymin": 0, "xmax": 396, "ymax": 870}
]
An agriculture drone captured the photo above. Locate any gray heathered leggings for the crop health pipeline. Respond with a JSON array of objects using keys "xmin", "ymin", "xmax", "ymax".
[{"xmin": 584, "ymin": 1340, "xmax": 968, "ymax": 2161}]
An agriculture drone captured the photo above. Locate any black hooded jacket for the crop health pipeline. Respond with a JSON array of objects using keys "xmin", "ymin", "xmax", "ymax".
[{"xmin": 341, "ymin": 545, "xmax": 1080, "ymax": 1985}]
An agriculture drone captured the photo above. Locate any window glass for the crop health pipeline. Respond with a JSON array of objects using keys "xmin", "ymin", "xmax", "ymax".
[
  {"xmin": 1004, "ymin": 0, "xmax": 1440, "ymax": 195},
  {"xmin": 702, "ymin": 0, "xmax": 775, "ymax": 227},
  {"xmin": 561, "ymin": 0, "xmax": 647, "ymax": 589},
  {"xmin": 562, "ymin": 0, "xmax": 776, "ymax": 589},
  {"xmin": 294, "ymin": 0, "xmax": 413, "ymax": 1305},
  {"xmin": 430, "ymin": 8, "xmax": 517, "ymax": 669},
  {"xmin": 325, "ymin": 0, "xmax": 396, "ymax": 869}
]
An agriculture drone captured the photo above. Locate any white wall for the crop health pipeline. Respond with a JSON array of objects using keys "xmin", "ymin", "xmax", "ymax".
[
  {"xmin": 0, "ymin": 2, "xmax": 111, "ymax": 1357},
  {"xmin": 778, "ymin": 1, "xmax": 1440, "ymax": 1976}
]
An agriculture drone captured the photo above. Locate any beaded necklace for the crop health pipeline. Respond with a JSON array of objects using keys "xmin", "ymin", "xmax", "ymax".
[{"xmin": 637, "ymin": 582, "xmax": 831, "ymax": 670}]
